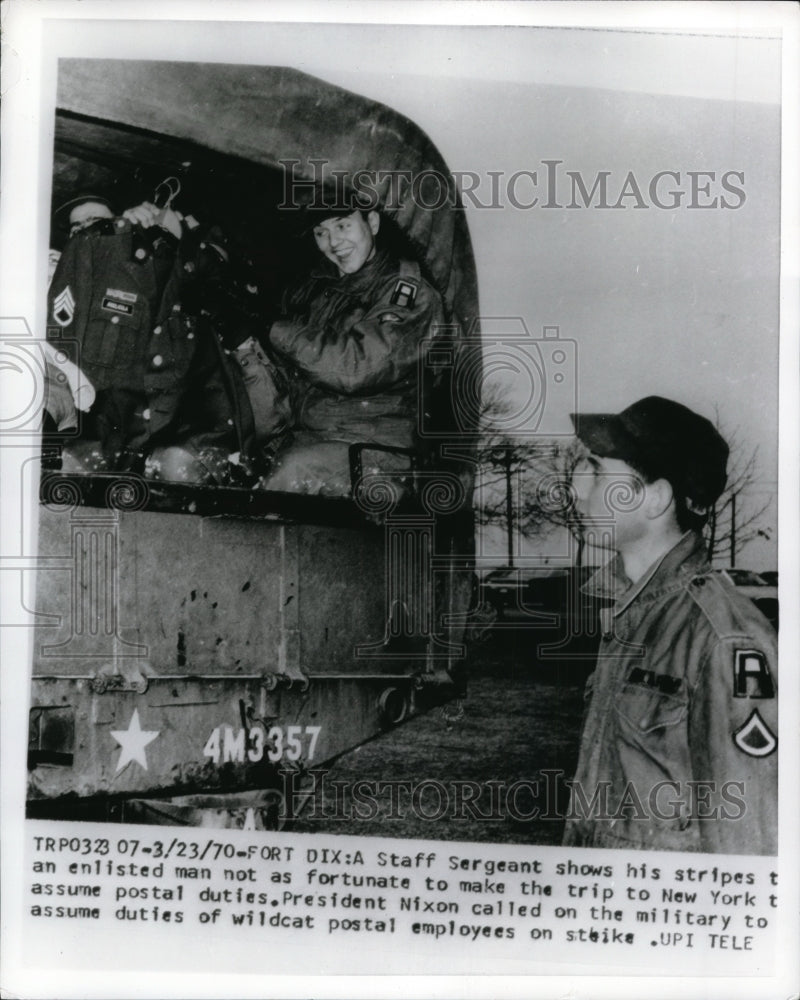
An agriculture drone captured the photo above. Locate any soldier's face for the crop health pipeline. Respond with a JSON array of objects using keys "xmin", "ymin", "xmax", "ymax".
[
  {"xmin": 69, "ymin": 201, "xmax": 113, "ymax": 233},
  {"xmin": 572, "ymin": 450, "xmax": 648, "ymax": 549},
  {"xmin": 313, "ymin": 211, "xmax": 380, "ymax": 275}
]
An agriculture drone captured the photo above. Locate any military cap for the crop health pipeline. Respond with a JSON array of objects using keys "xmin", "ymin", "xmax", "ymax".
[
  {"xmin": 288, "ymin": 180, "xmax": 380, "ymax": 235},
  {"xmin": 571, "ymin": 395, "xmax": 729, "ymax": 511},
  {"xmin": 53, "ymin": 191, "xmax": 116, "ymax": 226}
]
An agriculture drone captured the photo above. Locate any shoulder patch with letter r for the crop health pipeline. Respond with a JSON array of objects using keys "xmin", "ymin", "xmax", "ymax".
[{"xmin": 732, "ymin": 648, "xmax": 775, "ymax": 699}]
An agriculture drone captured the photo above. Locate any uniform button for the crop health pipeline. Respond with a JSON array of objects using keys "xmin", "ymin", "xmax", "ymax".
[
  {"xmin": 135, "ymin": 248, "xmax": 147, "ymax": 260},
  {"xmin": 152, "ymin": 354, "xmax": 163, "ymax": 367},
  {"xmin": 153, "ymin": 325, "xmax": 162, "ymax": 335},
  {"xmin": 111, "ymin": 315, "xmax": 120, "ymax": 325},
  {"xmin": 116, "ymin": 219, "xmax": 125, "ymax": 229},
  {"xmin": 187, "ymin": 332, "xmax": 194, "ymax": 340},
  {"xmin": 172, "ymin": 304, "xmax": 181, "ymax": 313},
  {"xmin": 184, "ymin": 262, "xmax": 195, "ymax": 273},
  {"xmin": 199, "ymin": 242, "xmax": 207, "ymax": 249},
  {"xmin": 142, "ymin": 408, "xmax": 151, "ymax": 420}
]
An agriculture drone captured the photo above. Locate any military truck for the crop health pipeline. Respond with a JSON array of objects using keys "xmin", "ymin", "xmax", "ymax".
[{"xmin": 28, "ymin": 59, "xmax": 481, "ymax": 828}]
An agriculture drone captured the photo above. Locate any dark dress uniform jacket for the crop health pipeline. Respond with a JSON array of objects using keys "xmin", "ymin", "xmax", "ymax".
[
  {"xmin": 47, "ymin": 218, "xmax": 251, "ymax": 469},
  {"xmin": 563, "ymin": 531, "xmax": 778, "ymax": 855}
]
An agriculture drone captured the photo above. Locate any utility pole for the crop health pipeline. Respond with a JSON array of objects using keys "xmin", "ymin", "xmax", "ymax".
[
  {"xmin": 504, "ymin": 446, "xmax": 514, "ymax": 568},
  {"xmin": 730, "ymin": 492, "xmax": 737, "ymax": 568}
]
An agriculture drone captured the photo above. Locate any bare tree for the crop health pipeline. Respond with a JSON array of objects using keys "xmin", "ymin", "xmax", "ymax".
[
  {"xmin": 524, "ymin": 437, "xmax": 587, "ymax": 565},
  {"xmin": 706, "ymin": 426, "xmax": 774, "ymax": 566}
]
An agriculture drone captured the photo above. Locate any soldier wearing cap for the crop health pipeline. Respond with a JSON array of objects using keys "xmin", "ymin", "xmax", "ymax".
[
  {"xmin": 54, "ymin": 191, "xmax": 116, "ymax": 239},
  {"xmin": 251, "ymin": 189, "xmax": 445, "ymax": 495},
  {"xmin": 564, "ymin": 396, "xmax": 777, "ymax": 855}
]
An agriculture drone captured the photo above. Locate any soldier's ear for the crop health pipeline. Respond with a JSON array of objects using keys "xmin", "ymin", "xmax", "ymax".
[
  {"xmin": 367, "ymin": 211, "xmax": 380, "ymax": 237},
  {"xmin": 644, "ymin": 477, "xmax": 674, "ymax": 520}
]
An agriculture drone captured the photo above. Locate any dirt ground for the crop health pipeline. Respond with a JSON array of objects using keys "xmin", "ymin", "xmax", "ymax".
[{"xmin": 291, "ymin": 630, "xmax": 595, "ymax": 845}]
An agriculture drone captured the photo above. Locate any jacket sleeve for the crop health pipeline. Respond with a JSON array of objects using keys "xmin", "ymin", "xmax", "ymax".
[
  {"xmin": 689, "ymin": 629, "xmax": 778, "ymax": 855},
  {"xmin": 47, "ymin": 233, "xmax": 95, "ymax": 366},
  {"xmin": 268, "ymin": 274, "xmax": 444, "ymax": 395}
]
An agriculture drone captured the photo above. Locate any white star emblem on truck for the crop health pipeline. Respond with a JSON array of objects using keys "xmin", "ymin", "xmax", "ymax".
[{"xmin": 110, "ymin": 709, "xmax": 159, "ymax": 772}]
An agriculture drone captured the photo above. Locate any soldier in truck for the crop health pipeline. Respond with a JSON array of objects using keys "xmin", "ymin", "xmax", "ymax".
[{"xmin": 246, "ymin": 191, "xmax": 446, "ymax": 496}]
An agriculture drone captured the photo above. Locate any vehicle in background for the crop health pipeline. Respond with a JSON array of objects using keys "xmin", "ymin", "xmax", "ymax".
[
  {"xmin": 482, "ymin": 566, "xmax": 597, "ymax": 615},
  {"xmin": 481, "ymin": 565, "xmax": 610, "ymax": 661},
  {"xmin": 723, "ymin": 568, "xmax": 778, "ymax": 631},
  {"xmin": 481, "ymin": 566, "xmax": 530, "ymax": 611},
  {"xmin": 481, "ymin": 561, "xmax": 780, "ymax": 657}
]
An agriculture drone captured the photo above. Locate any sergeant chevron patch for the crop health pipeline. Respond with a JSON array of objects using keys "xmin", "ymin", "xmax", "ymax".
[
  {"xmin": 732, "ymin": 709, "xmax": 777, "ymax": 757},
  {"xmin": 53, "ymin": 286, "xmax": 76, "ymax": 327}
]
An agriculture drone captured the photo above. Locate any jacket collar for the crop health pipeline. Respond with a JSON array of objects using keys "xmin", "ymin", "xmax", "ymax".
[
  {"xmin": 582, "ymin": 531, "xmax": 710, "ymax": 617},
  {"xmin": 309, "ymin": 248, "xmax": 394, "ymax": 290},
  {"xmin": 285, "ymin": 249, "xmax": 396, "ymax": 317}
]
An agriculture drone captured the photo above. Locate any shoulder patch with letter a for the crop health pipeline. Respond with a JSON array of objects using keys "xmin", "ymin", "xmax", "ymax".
[
  {"xmin": 732, "ymin": 709, "xmax": 777, "ymax": 757},
  {"xmin": 733, "ymin": 648, "xmax": 775, "ymax": 698},
  {"xmin": 390, "ymin": 279, "xmax": 417, "ymax": 309},
  {"xmin": 53, "ymin": 286, "xmax": 75, "ymax": 327}
]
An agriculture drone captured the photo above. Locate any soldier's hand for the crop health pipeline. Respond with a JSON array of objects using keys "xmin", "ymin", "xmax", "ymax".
[
  {"xmin": 122, "ymin": 201, "xmax": 160, "ymax": 227},
  {"xmin": 122, "ymin": 201, "xmax": 183, "ymax": 239}
]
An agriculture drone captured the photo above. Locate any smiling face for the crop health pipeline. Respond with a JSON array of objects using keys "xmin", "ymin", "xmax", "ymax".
[{"xmin": 312, "ymin": 210, "xmax": 380, "ymax": 275}]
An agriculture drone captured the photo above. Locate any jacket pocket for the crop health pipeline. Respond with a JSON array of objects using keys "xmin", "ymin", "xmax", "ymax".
[
  {"xmin": 82, "ymin": 311, "xmax": 143, "ymax": 371},
  {"xmin": 615, "ymin": 683, "xmax": 687, "ymax": 734}
]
